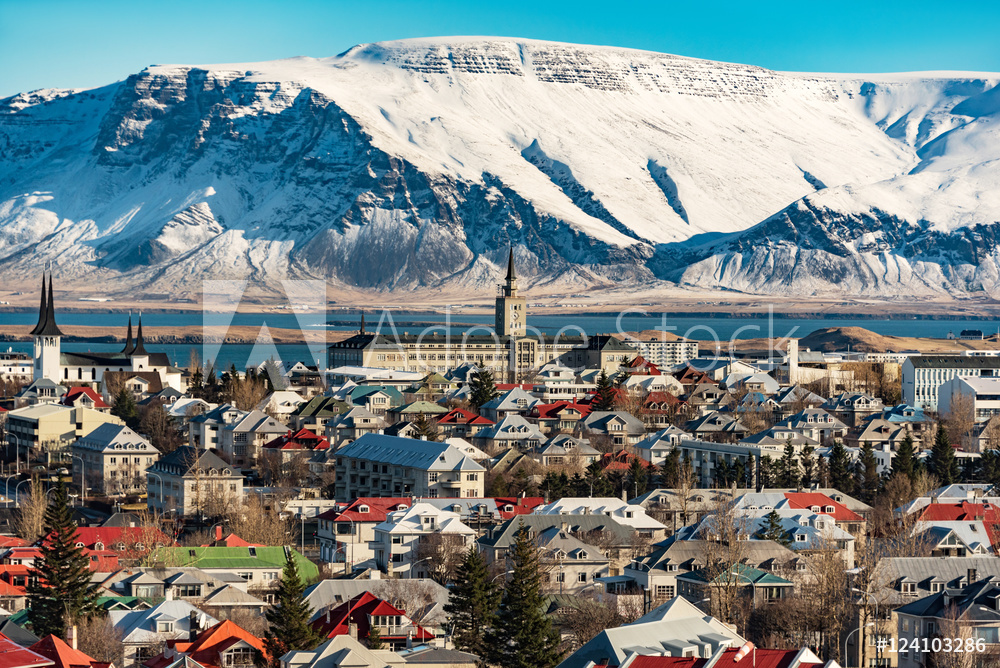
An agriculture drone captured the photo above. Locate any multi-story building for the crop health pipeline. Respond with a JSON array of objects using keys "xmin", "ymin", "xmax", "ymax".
[
  {"xmin": 903, "ymin": 355, "xmax": 1000, "ymax": 412},
  {"xmin": 316, "ymin": 497, "xmax": 412, "ymax": 567},
  {"xmin": 372, "ymin": 503, "xmax": 476, "ymax": 578},
  {"xmin": 332, "ymin": 433, "xmax": 485, "ymax": 499},
  {"xmin": 6, "ymin": 403, "xmax": 123, "ymax": 465},
  {"xmin": 73, "ymin": 423, "xmax": 160, "ymax": 495},
  {"xmin": 216, "ymin": 409, "xmax": 288, "ymax": 467},
  {"xmin": 146, "ymin": 446, "xmax": 245, "ymax": 517},
  {"xmin": 631, "ymin": 336, "xmax": 700, "ymax": 368},
  {"xmin": 939, "ymin": 376, "xmax": 1000, "ymax": 422}
]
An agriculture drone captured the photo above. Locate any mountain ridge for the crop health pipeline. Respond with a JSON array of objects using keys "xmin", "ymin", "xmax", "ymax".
[{"xmin": 1, "ymin": 37, "xmax": 998, "ymax": 301}]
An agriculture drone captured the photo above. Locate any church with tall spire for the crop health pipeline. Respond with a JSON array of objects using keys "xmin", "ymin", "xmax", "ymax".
[
  {"xmin": 28, "ymin": 275, "xmax": 182, "ymax": 394},
  {"xmin": 495, "ymin": 248, "xmax": 526, "ymax": 338}
]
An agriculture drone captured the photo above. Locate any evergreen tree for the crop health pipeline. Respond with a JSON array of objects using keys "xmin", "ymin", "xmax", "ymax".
[
  {"xmin": 714, "ymin": 459, "xmax": 732, "ymax": 488},
  {"xmin": 817, "ymin": 455, "xmax": 830, "ymax": 488},
  {"xmin": 799, "ymin": 445, "xmax": 816, "ymax": 488},
  {"xmin": 777, "ymin": 443, "xmax": 799, "ymax": 488},
  {"xmin": 827, "ymin": 440, "xmax": 854, "ymax": 494},
  {"xmin": 628, "ymin": 457, "xmax": 649, "ymax": 497},
  {"xmin": 412, "ymin": 413, "xmax": 439, "ymax": 442},
  {"xmin": 469, "ymin": 369, "xmax": 500, "ymax": 410},
  {"xmin": 981, "ymin": 450, "xmax": 1000, "ymax": 487},
  {"xmin": 27, "ymin": 479, "xmax": 99, "ymax": 638},
  {"xmin": 366, "ymin": 625, "xmax": 384, "ymax": 650},
  {"xmin": 929, "ymin": 425, "xmax": 960, "ymax": 485},
  {"xmin": 755, "ymin": 509, "xmax": 790, "ymax": 545},
  {"xmin": 445, "ymin": 547, "xmax": 500, "ymax": 658},
  {"xmin": 961, "ymin": 456, "xmax": 981, "ymax": 483},
  {"xmin": 190, "ymin": 366, "xmax": 204, "ymax": 396},
  {"xmin": 111, "ymin": 387, "xmax": 140, "ymax": 430},
  {"xmin": 263, "ymin": 553, "xmax": 322, "ymax": 666},
  {"xmin": 758, "ymin": 455, "xmax": 774, "ymax": 488},
  {"xmin": 593, "ymin": 370, "xmax": 616, "ymax": 412},
  {"xmin": 892, "ymin": 434, "xmax": 918, "ymax": 483},
  {"xmin": 486, "ymin": 527, "xmax": 562, "ymax": 668},
  {"xmin": 856, "ymin": 442, "xmax": 880, "ymax": 503},
  {"xmin": 661, "ymin": 448, "xmax": 680, "ymax": 488}
]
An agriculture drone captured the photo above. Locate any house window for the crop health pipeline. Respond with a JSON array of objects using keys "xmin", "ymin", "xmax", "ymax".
[
  {"xmin": 176, "ymin": 585, "xmax": 201, "ymax": 597},
  {"xmin": 577, "ymin": 572, "xmax": 587, "ymax": 583},
  {"xmin": 223, "ymin": 648, "xmax": 256, "ymax": 666},
  {"xmin": 156, "ymin": 621, "xmax": 174, "ymax": 633},
  {"xmin": 238, "ymin": 572, "xmax": 253, "ymax": 581},
  {"xmin": 655, "ymin": 585, "xmax": 675, "ymax": 598}
]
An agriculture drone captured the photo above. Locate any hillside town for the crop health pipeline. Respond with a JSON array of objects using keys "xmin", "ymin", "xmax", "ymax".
[{"xmin": 2, "ymin": 262, "xmax": 1000, "ymax": 668}]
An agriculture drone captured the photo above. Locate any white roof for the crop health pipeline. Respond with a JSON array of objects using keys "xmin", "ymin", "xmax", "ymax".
[{"xmin": 534, "ymin": 497, "xmax": 666, "ymax": 531}]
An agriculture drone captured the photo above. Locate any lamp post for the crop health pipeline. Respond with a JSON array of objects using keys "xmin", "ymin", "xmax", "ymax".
[
  {"xmin": 146, "ymin": 471, "xmax": 164, "ymax": 504},
  {"xmin": 845, "ymin": 622, "xmax": 875, "ymax": 668},
  {"xmin": 338, "ymin": 515, "xmax": 357, "ymax": 575},
  {"xmin": 14, "ymin": 479, "xmax": 31, "ymax": 508}
]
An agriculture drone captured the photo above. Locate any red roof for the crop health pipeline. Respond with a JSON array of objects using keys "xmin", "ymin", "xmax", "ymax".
[
  {"xmin": 630, "ymin": 648, "xmax": 805, "ymax": 668},
  {"xmin": 0, "ymin": 634, "xmax": 55, "ymax": 668},
  {"xmin": 263, "ymin": 428, "xmax": 330, "ymax": 451},
  {"xmin": 0, "ymin": 580, "xmax": 26, "ymax": 597},
  {"xmin": 673, "ymin": 367, "xmax": 716, "ymax": 386},
  {"xmin": 492, "ymin": 497, "xmax": 546, "ymax": 519},
  {"xmin": 495, "ymin": 383, "xmax": 533, "ymax": 391},
  {"xmin": 0, "ymin": 536, "xmax": 25, "ymax": 548},
  {"xmin": 530, "ymin": 401, "xmax": 591, "ymax": 421},
  {"xmin": 71, "ymin": 526, "xmax": 175, "ymax": 552},
  {"xmin": 202, "ymin": 527, "xmax": 264, "ymax": 547},
  {"xmin": 783, "ymin": 493, "xmax": 864, "ymax": 522},
  {"xmin": 60, "ymin": 387, "xmax": 110, "ymax": 409},
  {"xmin": 918, "ymin": 502, "xmax": 1000, "ymax": 522},
  {"xmin": 624, "ymin": 356, "xmax": 661, "ymax": 375},
  {"xmin": 438, "ymin": 408, "xmax": 494, "ymax": 426},
  {"xmin": 600, "ymin": 450, "xmax": 652, "ymax": 471},
  {"xmin": 29, "ymin": 635, "xmax": 100, "ymax": 668},
  {"xmin": 316, "ymin": 497, "xmax": 412, "ymax": 523},
  {"xmin": 312, "ymin": 591, "xmax": 433, "ymax": 642},
  {"xmin": 162, "ymin": 620, "xmax": 266, "ymax": 668}
]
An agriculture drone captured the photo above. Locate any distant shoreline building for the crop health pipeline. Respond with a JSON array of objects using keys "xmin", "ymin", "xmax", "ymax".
[{"xmin": 328, "ymin": 251, "xmax": 646, "ymax": 376}]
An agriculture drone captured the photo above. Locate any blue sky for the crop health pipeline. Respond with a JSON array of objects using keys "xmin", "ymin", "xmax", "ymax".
[{"xmin": 1, "ymin": 0, "xmax": 998, "ymax": 97}]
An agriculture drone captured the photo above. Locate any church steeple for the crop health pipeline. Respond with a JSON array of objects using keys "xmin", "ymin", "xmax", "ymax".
[
  {"xmin": 495, "ymin": 247, "xmax": 526, "ymax": 338},
  {"xmin": 360, "ymin": 311, "xmax": 366, "ymax": 335},
  {"xmin": 122, "ymin": 314, "xmax": 134, "ymax": 355},
  {"xmin": 32, "ymin": 273, "xmax": 63, "ymax": 337},
  {"xmin": 132, "ymin": 313, "xmax": 148, "ymax": 356},
  {"xmin": 505, "ymin": 247, "xmax": 517, "ymax": 282},
  {"xmin": 29, "ymin": 274, "xmax": 47, "ymax": 336}
]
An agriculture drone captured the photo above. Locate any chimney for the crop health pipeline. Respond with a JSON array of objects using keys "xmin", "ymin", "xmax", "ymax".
[
  {"xmin": 407, "ymin": 630, "xmax": 413, "ymax": 649},
  {"xmin": 189, "ymin": 611, "xmax": 199, "ymax": 642},
  {"xmin": 165, "ymin": 587, "xmax": 174, "ymax": 601},
  {"xmin": 969, "ymin": 568, "xmax": 978, "ymax": 585},
  {"xmin": 215, "ymin": 525, "xmax": 223, "ymax": 542},
  {"xmin": 348, "ymin": 622, "xmax": 358, "ymax": 639},
  {"xmin": 326, "ymin": 607, "xmax": 331, "ymax": 623},
  {"xmin": 67, "ymin": 626, "xmax": 77, "ymax": 650}
]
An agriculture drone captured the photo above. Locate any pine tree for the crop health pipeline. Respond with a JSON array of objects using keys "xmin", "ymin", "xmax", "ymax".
[
  {"xmin": 412, "ymin": 413, "xmax": 439, "ymax": 442},
  {"xmin": 111, "ymin": 387, "xmax": 140, "ymax": 430},
  {"xmin": 593, "ymin": 370, "xmax": 616, "ymax": 412},
  {"xmin": 445, "ymin": 546, "xmax": 500, "ymax": 658},
  {"xmin": 486, "ymin": 527, "xmax": 563, "ymax": 668},
  {"xmin": 800, "ymin": 445, "xmax": 816, "ymax": 488},
  {"xmin": 817, "ymin": 455, "xmax": 830, "ymax": 487},
  {"xmin": 892, "ymin": 434, "xmax": 918, "ymax": 483},
  {"xmin": 263, "ymin": 553, "xmax": 323, "ymax": 666},
  {"xmin": 758, "ymin": 455, "xmax": 774, "ymax": 488},
  {"xmin": 628, "ymin": 457, "xmax": 649, "ymax": 497},
  {"xmin": 777, "ymin": 443, "xmax": 799, "ymax": 487},
  {"xmin": 366, "ymin": 625, "xmax": 384, "ymax": 650},
  {"xmin": 27, "ymin": 478, "xmax": 99, "ymax": 638},
  {"xmin": 755, "ymin": 509, "xmax": 790, "ymax": 545},
  {"xmin": 929, "ymin": 424, "xmax": 960, "ymax": 485},
  {"xmin": 469, "ymin": 369, "xmax": 500, "ymax": 410},
  {"xmin": 856, "ymin": 442, "xmax": 880, "ymax": 503},
  {"xmin": 827, "ymin": 440, "xmax": 854, "ymax": 494}
]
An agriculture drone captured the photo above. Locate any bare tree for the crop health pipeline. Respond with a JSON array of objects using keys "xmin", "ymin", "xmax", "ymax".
[
  {"xmin": 415, "ymin": 533, "xmax": 468, "ymax": 584},
  {"xmin": 221, "ymin": 494, "xmax": 294, "ymax": 546},
  {"xmin": 698, "ymin": 492, "xmax": 751, "ymax": 628},
  {"xmin": 945, "ymin": 391, "xmax": 977, "ymax": 452},
  {"xmin": 14, "ymin": 475, "xmax": 47, "ymax": 542},
  {"xmin": 75, "ymin": 615, "xmax": 126, "ymax": 667},
  {"xmin": 560, "ymin": 599, "xmax": 627, "ymax": 650},
  {"xmin": 374, "ymin": 579, "xmax": 438, "ymax": 626},
  {"xmin": 139, "ymin": 404, "xmax": 183, "ymax": 454}
]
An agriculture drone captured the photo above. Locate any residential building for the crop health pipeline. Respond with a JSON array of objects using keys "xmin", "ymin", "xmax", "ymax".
[
  {"xmin": 316, "ymin": 497, "xmax": 412, "ymax": 567},
  {"xmin": 534, "ymin": 525, "xmax": 611, "ymax": 594},
  {"xmin": 473, "ymin": 414, "xmax": 546, "ymax": 452},
  {"xmin": 146, "ymin": 447, "xmax": 245, "ymax": 517},
  {"xmin": 528, "ymin": 434, "xmax": 600, "ymax": 467},
  {"xmin": 557, "ymin": 596, "xmax": 745, "ymax": 668},
  {"xmin": 187, "ymin": 404, "xmax": 245, "ymax": 449},
  {"xmin": 684, "ymin": 412, "xmax": 748, "ymax": 443},
  {"xmin": 324, "ymin": 407, "xmax": 388, "ymax": 447},
  {"xmin": 332, "ymin": 433, "xmax": 485, "ymax": 499},
  {"xmin": 939, "ymin": 375, "xmax": 1000, "ymax": 422},
  {"xmin": 903, "ymin": 355, "xmax": 1000, "ymax": 412},
  {"xmin": 634, "ymin": 427, "xmax": 690, "ymax": 466},
  {"xmin": 821, "ymin": 392, "xmax": 886, "ymax": 428},
  {"xmin": 149, "ymin": 619, "xmax": 267, "ymax": 668},
  {"xmin": 310, "ymin": 591, "xmax": 434, "ymax": 650},
  {"xmin": 277, "ymin": 635, "xmax": 402, "ymax": 668},
  {"xmin": 108, "ymin": 600, "xmax": 218, "ymax": 666},
  {"xmin": 262, "ymin": 428, "xmax": 330, "ymax": 463},
  {"xmin": 146, "ymin": 546, "xmax": 318, "ymax": 588},
  {"xmin": 532, "ymin": 498, "xmax": 668, "ymax": 540},
  {"xmin": 435, "ymin": 408, "xmax": 494, "ymax": 439},
  {"xmin": 677, "ymin": 564, "xmax": 794, "ymax": 608},
  {"xmin": 371, "ymin": 503, "xmax": 476, "ymax": 577},
  {"xmin": 216, "ymin": 410, "xmax": 288, "ymax": 467},
  {"xmin": 73, "ymin": 424, "xmax": 160, "ymax": 496},
  {"xmin": 632, "ymin": 337, "xmax": 700, "ymax": 368},
  {"xmin": 287, "ymin": 396, "xmax": 349, "ymax": 432},
  {"xmin": 580, "ymin": 411, "xmax": 646, "ymax": 447}
]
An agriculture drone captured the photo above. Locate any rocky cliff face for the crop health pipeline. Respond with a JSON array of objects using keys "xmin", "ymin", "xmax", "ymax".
[{"xmin": 0, "ymin": 38, "xmax": 998, "ymax": 300}]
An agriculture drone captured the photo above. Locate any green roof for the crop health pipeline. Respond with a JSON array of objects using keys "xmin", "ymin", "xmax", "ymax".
[
  {"xmin": 680, "ymin": 563, "xmax": 792, "ymax": 586},
  {"xmin": 147, "ymin": 546, "xmax": 318, "ymax": 581},
  {"xmin": 394, "ymin": 401, "xmax": 449, "ymax": 414}
]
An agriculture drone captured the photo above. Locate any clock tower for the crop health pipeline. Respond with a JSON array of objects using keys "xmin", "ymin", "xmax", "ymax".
[{"xmin": 495, "ymin": 248, "xmax": 526, "ymax": 338}]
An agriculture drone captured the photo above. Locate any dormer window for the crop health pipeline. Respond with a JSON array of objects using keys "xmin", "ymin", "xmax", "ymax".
[
  {"xmin": 156, "ymin": 621, "xmax": 174, "ymax": 633},
  {"xmin": 824, "ymin": 506, "xmax": 835, "ymax": 513},
  {"xmin": 795, "ymin": 534, "xmax": 807, "ymax": 543},
  {"xmin": 358, "ymin": 505, "xmax": 370, "ymax": 513}
]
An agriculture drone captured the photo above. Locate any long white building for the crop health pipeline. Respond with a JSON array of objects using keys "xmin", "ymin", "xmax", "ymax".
[{"xmin": 902, "ymin": 355, "xmax": 1000, "ymax": 412}]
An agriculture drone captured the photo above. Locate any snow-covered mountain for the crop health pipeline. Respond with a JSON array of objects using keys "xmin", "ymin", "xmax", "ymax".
[{"xmin": 1, "ymin": 37, "xmax": 998, "ymax": 300}]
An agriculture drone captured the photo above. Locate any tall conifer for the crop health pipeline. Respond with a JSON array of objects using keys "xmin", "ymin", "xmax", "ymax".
[
  {"xmin": 263, "ymin": 553, "xmax": 322, "ymax": 666},
  {"xmin": 445, "ymin": 547, "xmax": 500, "ymax": 658}
]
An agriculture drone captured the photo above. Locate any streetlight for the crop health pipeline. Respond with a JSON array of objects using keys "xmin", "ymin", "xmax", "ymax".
[
  {"xmin": 844, "ymin": 622, "xmax": 875, "ymax": 668},
  {"xmin": 409, "ymin": 556, "xmax": 435, "ymax": 580},
  {"xmin": 14, "ymin": 479, "xmax": 32, "ymax": 508},
  {"xmin": 146, "ymin": 471, "xmax": 165, "ymax": 503},
  {"xmin": 491, "ymin": 570, "xmax": 514, "ymax": 583},
  {"xmin": 70, "ymin": 454, "xmax": 86, "ymax": 502},
  {"xmin": 853, "ymin": 588, "xmax": 881, "ymax": 666}
]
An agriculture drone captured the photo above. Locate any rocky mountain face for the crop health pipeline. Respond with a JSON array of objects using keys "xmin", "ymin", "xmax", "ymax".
[{"xmin": 0, "ymin": 38, "xmax": 998, "ymax": 300}]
